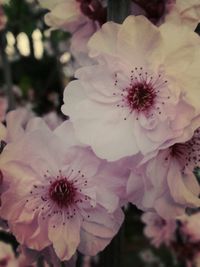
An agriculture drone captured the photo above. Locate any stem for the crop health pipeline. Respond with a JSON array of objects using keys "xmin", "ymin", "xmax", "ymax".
[
  {"xmin": 76, "ymin": 252, "xmax": 83, "ymax": 267},
  {"xmin": 99, "ymin": 223, "xmax": 125, "ymax": 267},
  {"xmin": 36, "ymin": 257, "xmax": 45, "ymax": 267},
  {"xmin": 0, "ymin": 30, "xmax": 15, "ymax": 110},
  {"xmin": 107, "ymin": 0, "xmax": 131, "ymax": 23}
]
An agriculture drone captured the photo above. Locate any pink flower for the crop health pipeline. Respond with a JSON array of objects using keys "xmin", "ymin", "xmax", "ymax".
[
  {"xmin": 39, "ymin": 0, "xmax": 85, "ymax": 32},
  {"xmin": 169, "ymin": 213, "xmax": 200, "ymax": 266},
  {"xmin": 141, "ymin": 211, "xmax": 176, "ymax": 247},
  {"xmin": 18, "ymin": 245, "xmax": 76, "ymax": 267},
  {"xmin": 5, "ymin": 108, "xmax": 35, "ymax": 143},
  {"xmin": 165, "ymin": 0, "xmax": 200, "ymax": 30},
  {"xmin": 0, "ymin": 119, "xmax": 125, "ymax": 261},
  {"xmin": 3, "ymin": 108, "xmax": 61, "ymax": 144},
  {"xmin": 39, "ymin": 0, "xmax": 106, "ymax": 66},
  {"xmin": 181, "ymin": 213, "xmax": 200, "ymax": 243},
  {"xmin": 0, "ymin": 109, "xmax": 41, "ymax": 207},
  {"xmin": 70, "ymin": 21, "xmax": 99, "ymax": 66},
  {"xmin": 62, "ymin": 15, "xmax": 200, "ymax": 161},
  {"xmin": 39, "ymin": 0, "xmax": 106, "ymax": 32},
  {"xmin": 42, "ymin": 111, "xmax": 63, "ymax": 130},
  {"xmin": 127, "ymin": 127, "xmax": 200, "ymax": 219}
]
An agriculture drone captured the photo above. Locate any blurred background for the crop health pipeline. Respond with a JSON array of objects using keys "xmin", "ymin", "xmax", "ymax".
[{"xmin": 0, "ymin": 0, "xmax": 73, "ymax": 124}]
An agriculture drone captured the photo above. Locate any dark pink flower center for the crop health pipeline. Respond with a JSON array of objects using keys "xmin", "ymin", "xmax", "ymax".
[
  {"xmin": 155, "ymin": 217, "xmax": 166, "ymax": 228},
  {"xmin": 127, "ymin": 82, "xmax": 156, "ymax": 112},
  {"xmin": 132, "ymin": 0, "xmax": 166, "ymax": 24},
  {"xmin": 113, "ymin": 67, "xmax": 169, "ymax": 120},
  {"xmin": 168, "ymin": 128, "xmax": 200, "ymax": 172},
  {"xmin": 76, "ymin": 0, "xmax": 106, "ymax": 25},
  {"xmin": 0, "ymin": 257, "xmax": 9, "ymax": 267},
  {"xmin": 170, "ymin": 143, "xmax": 188, "ymax": 159},
  {"xmin": 49, "ymin": 178, "xmax": 76, "ymax": 208}
]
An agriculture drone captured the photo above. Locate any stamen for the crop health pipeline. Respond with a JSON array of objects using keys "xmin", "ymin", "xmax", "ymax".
[{"xmin": 113, "ymin": 67, "xmax": 169, "ymax": 118}]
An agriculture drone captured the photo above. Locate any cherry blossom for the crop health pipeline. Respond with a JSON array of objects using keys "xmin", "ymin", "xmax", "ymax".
[
  {"xmin": 169, "ymin": 213, "xmax": 200, "ymax": 267},
  {"xmin": 1, "ymin": 108, "xmax": 61, "ymax": 144},
  {"xmin": 1, "ymin": 109, "xmax": 42, "ymax": 206},
  {"xmin": 62, "ymin": 15, "xmax": 200, "ymax": 161},
  {"xmin": 39, "ymin": 0, "xmax": 106, "ymax": 32},
  {"xmin": 142, "ymin": 211, "xmax": 200, "ymax": 266},
  {"xmin": 165, "ymin": 0, "xmax": 200, "ymax": 30},
  {"xmin": 0, "ymin": 119, "xmax": 125, "ymax": 261},
  {"xmin": 127, "ymin": 127, "xmax": 200, "ymax": 219},
  {"xmin": 18, "ymin": 245, "xmax": 76, "ymax": 267},
  {"xmin": 39, "ymin": 0, "xmax": 106, "ymax": 66},
  {"xmin": 39, "ymin": 0, "xmax": 200, "ymax": 67},
  {"xmin": 4, "ymin": 108, "xmax": 35, "ymax": 143},
  {"xmin": 181, "ymin": 212, "xmax": 200, "ymax": 243},
  {"xmin": 42, "ymin": 111, "xmax": 63, "ymax": 130},
  {"xmin": 141, "ymin": 211, "xmax": 176, "ymax": 247}
]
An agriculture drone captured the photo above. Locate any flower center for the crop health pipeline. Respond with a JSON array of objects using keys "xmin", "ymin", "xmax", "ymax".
[
  {"xmin": 133, "ymin": 0, "xmax": 166, "ymax": 24},
  {"xmin": 49, "ymin": 178, "xmax": 76, "ymax": 208},
  {"xmin": 76, "ymin": 0, "xmax": 106, "ymax": 25},
  {"xmin": 127, "ymin": 82, "xmax": 156, "ymax": 112},
  {"xmin": 0, "ymin": 257, "xmax": 9, "ymax": 266},
  {"xmin": 169, "ymin": 128, "xmax": 200, "ymax": 172},
  {"xmin": 170, "ymin": 143, "xmax": 188, "ymax": 159},
  {"xmin": 155, "ymin": 217, "xmax": 166, "ymax": 228},
  {"xmin": 113, "ymin": 67, "xmax": 169, "ymax": 120}
]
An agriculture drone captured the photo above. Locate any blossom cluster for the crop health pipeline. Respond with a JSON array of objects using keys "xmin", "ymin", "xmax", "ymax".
[
  {"xmin": 141, "ymin": 210, "xmax": 200, "ymax": 266},
  {"xmin": 1, "ymin": 0, "xmax": 200, "ymax": 266},
  {"xmin": 38, "ymin": 0, "xmax": 200, "ymax": 67}
]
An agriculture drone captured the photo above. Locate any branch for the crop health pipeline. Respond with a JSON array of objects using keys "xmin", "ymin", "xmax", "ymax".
[{"xmin": 107, "ymin": 0, "xmax": 131, "ymax": 23}]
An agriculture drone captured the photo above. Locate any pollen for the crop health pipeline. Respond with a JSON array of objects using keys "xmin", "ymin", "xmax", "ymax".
[{"xmin": 49, "ymin": 178, "xmax": 76, "ymax": 208}]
